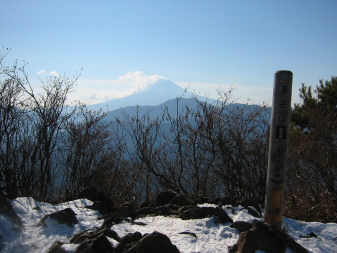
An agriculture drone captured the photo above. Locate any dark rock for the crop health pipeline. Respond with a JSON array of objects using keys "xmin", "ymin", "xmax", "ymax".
[
  {"xmin": 177, "ymin": 205, "xmax": 195, "ymax": 213},
  {"xmin": 128, "ymin": 232, "xmax": 143, "ymax": 241},
  {"xmin": 78, "ymin": 187, "xmax": 108, "ymax": 203},
  {"xmin": 169, "ymin": 194, "xmax": 195, "ymax": 206},
  {"xmin": 71, "ymin": 230, "xmax": 92, "ymax": 244},
  {"xmin": 224, "ymin": 206, "xmax": 236, "ymax": 215},
  {"xmin": 0, "ymin": 190, "xmax": 23, "ymax": 229},
  {"xmin": 242, "ymin": 206, "xmax": 261, "ymax": 218},
  {"xmin": 102, "ymin": 216, "xmax": 147, "ymax": 228},
  {"xmin": 179, "ymin": 206, "xmax": 233, "ymax": 224},
  {"xmin": 102, "ymin": 228, "xmax": 120, "ymax": 241},
  {"xmin": 153, "ymin": 204, "xmax": 180, "ymax": 216},
  {"xmin": 155, "ymin": 191, "xmax": 177, "ymax": 206},
  {"xmin": 228, "ymin": 243, "xmax": 238, "ymax": 253},
  {"xmin": 229, "ymin": 221, "xmax": 308, "ymax": 253},
  {"xmin": 111, "ymin": 204, "xmax": 135, "ymax": 218},
  {"xmin": 132, "ymin": 221, "xmax": 147, "ymax": 226},
  {"xmin": 218, "ymin": 196, "xmax": 237, "ymax": 207},
  {"xmin": 239, "ymin": 199, "xmax": 262, "ymax": 215},
  {"xmin": 286, "ymin": 235, "xmax": 310, "ymax": 253},
  {"xmin": 99, "ymin": 203, "xmax": 136, "ymax": 221},
  {"xmin": 300, "ymin": 232, "xmax": 318, "ymax": 238},
  {"xmin": 140, "ymin": 201, "xmax": 155, "ymax": 209},
  {"xmin": 135, "ymin": 204, "xmax": 180, "ymax": 217},
  {"xmin": 236, "ymin": 228, "xmax": 259, "ymax": 253},
  {"xmin": 169, "ymin": 193, "xmax": 207, "ymax": 207},
  {"xmin": 115, "ymin": 232, "xmax": 142, "ymax": 253},
  {"xmin": 71, "ymin": 226, "xmax": 119, "ymax": 244},
  {"xmin": 179, "ymin": 231, "xmax": 197, "ymax": 238},
  {"xmin": 92, "ymin": 234, "xmax": 114, "ymax": 253},
  {"xmin": 135, "ymin": 207, "xmax": 153, "ymax": 217},
  {"xmin": 231, "ymin": 221, "xmax": 252, "ymax": 233},
  {"xmin": 74, "ymin": 240, "xmax": 90, "ymax": 253},
  {"xmin": 78, "ymin": 187, "xmax": 114, "ymax": 214},
  {"xmin": 127, "ymin": 232, "xmax": 180, "ymax": 253},
  {"xmin": 75, "ymin": 234, "xmax": 114, "ymax": 253},
  {"xmin": 87, "ymin": 201, "xmax": 107, "ymax": 214},
  {"xmin": 38, "ymin": 208, "xmax": 78, "ymax": 227},
  {"xmin": 209, "ymin": 197, "xmax": 221, "ymax": 205},
  {"xmin": 47, "ymin": 242, "xmax": 66, "ymax": 253},
  {"xmin": 102, "ymin": 216, "xmax": 131, "ymax": 227}
]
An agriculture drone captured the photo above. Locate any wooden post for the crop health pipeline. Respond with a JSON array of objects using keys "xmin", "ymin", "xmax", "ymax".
[{"xmin": 264, "ymin": 70, "xmax": 293, "ymax": 229}]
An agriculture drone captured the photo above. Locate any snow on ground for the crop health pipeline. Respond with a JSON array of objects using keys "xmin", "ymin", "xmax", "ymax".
[
  {"xmin": 0, "ymin": 197, "xmax": 103, "ymax": 253},
  {"xmin": 110, "ymin": 214, "xmax": 238, "ymax": 252},
  {"xmin": 0, "ymin": 198, "xmax": 336, "ymax": 253},
  {"xmin": 283, "ymin": 217, "xmax": 337, "ymax": 253}
]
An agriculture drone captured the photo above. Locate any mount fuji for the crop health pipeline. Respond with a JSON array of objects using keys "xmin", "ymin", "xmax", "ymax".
[{"xmin": 88, "ymin": 79, "xmax": 194, "ymax": 111}]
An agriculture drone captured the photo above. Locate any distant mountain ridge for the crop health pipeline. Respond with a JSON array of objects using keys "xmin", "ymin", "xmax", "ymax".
[
  {"xmin": 103, "ymin": 97, "xmax": 270, "ymax": 123},
  {"xmin": 86, "ymin": 78, "xmax": 270, "ymax": 123},
  {"xmin": 88, "ymin": 79, "xmax": 194, "ymax": 111},
  {"xmin": 103, "ymin": 97, "xmax": 201, "ymax": 122}
]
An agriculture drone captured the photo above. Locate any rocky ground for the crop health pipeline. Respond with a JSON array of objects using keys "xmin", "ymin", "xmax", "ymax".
[{"xmin": 1, "ymin": 189, "xmax": 336, "ymax": 253}]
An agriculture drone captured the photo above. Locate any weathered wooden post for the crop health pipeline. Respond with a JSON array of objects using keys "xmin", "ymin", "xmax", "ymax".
[{"xmin": 264, "ymin": 70, "xmax": 293, "ymax": 229}]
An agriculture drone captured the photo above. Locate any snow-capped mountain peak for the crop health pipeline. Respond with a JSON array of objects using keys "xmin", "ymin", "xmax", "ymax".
[{"xmin": 88, "ymin": 78, "xmax": 193, "ymax": 111}]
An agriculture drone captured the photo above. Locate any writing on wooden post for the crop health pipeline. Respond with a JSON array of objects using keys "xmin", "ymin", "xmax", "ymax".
[{"xmin": 264, "ymin": 70, "xmax": 293, "ymax": 229}]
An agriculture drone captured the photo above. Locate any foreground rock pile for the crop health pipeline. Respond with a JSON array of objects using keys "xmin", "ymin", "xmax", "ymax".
[{"xmin": 1, "ymin": 189, "xmax": 308, "ymax": 253}]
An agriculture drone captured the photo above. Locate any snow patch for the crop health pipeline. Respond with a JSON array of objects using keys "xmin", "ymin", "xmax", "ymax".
[{"xmin": 0, "ymin": 197, "xmax": 336, "ymax": 253}]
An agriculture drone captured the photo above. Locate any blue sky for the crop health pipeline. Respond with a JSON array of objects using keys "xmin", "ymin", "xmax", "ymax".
[{"xmin": 1, "ymin": 0, "xmax": 337, "ymax": 105}]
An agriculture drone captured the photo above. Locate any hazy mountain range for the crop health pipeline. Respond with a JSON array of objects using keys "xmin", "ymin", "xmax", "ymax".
[
  {"xmin": 86, "ymin": 78, "xmax": 268, "ymax": 122},
  {"xmin": 88, "ymin": 79, "xmax": 195, "ymax": 112}
]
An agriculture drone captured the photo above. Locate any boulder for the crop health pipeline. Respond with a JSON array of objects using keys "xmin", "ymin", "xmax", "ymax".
[
  {"xmin": 102, "ymin": 216, "xmax": 131, "ymax": 227},
  {"xmin": 91, "ymin": 234, "xmax": 114, "ymax": 253},
  {"xmin": 242, "ymin": 206, "xmax": 261, "ymax": 218},
  {"xmin": 87, "ymin": 201, "xmax": 108, "ymax": 215},
  {"xmin": 218, "ymin": 196, "xmax": 238, "ymax": 207},
  {"xmin": 139, "ymin": 201, "xmax": 155, "ymax": 209},
  {"xmin": 75, "ymin": 234, "xmax": 114, "ymax": 253},
  {"xmin": 102, "ymin": 216, "xmax": 147, "ymax": 228},
  {"xmin": 115, "ymin": 232, "xmax": 143, "ymax": 253},
  {"xmin": 228, "ymin": 221, "xmax": 308, "ymax": 253},
  {"xmin": 177, "ymin": 205, "xmax": 195, "ymax": 213},
  {"xmin": 0, "ymin": 190, "xmax": 23, "ymax": 229},
  {"xmin": 135, "ymin": 207, "xmax": 153, "ymax": 217},
  {"xmin": 231, "ymin": 221, "xmax": 252, "ymax": 233},
  {"xmin": 47, "ymin": 242, "xmax": 66, "ymax": 253},
  {"xmin": 38, "ymin": 208, "xmax": 78, "ymax": 227},
  {"xmin": 155, "ymin": 191, "xmax": 177, "ymax": 206},
  {"xmin": 71, "ymin": 226, "xmax": 119, "ymax": 244},
  {"xmin": 98, "ymin": 203, "xmax": 137, "ymax": 227},
  {"xmin": 78, "ymin": 187, "xmax": 114, "ymax": 214},
  {"xmin": 153, "ymin": 204, "xmax": 180, "ymax": 215},
  {"xmin": 168, "ymin": 193, "xmax": 207, "ymax": 207},
  {"xmin": 239, "ymin": 199, "xmax": 262, "ymax": 215},
  {"xmin": 179, "ymin": 206, "xmax": 233, "ymax": 224},
  {"xmin": 209, "ymin": 197, "xmax": 221, "ymax": 205},
  {"xmin": 178, "ymin": 231, "xmax": 197, "ymax": 238},
  {"xmin": 300, "ymin": 232, "xmax": 318, "ymax": 238},
  {"xmin": 135, "ymin": 204, "xmax": 180, "ymax": 217},
  {"xmin": 111, "ymin": 203, "xmax": 135, "ymax": 219},
  {"xmin": 127, "ymin": 232, "xmax": 180, "ymax": 253}
]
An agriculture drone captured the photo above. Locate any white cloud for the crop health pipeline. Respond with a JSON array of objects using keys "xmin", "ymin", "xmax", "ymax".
[
  {"xmin": 118, "ymin": 71, "xmax": 166, "ymax": 92},
  {"xmin": 68, "ymin": 86, "xmax": 136, "ymax": 105},
  {"xmin": 50, "ymin": 71, "xmax": 60, "ymax": 78},
  {"xmin": 37, "ymin": 70, "xmax": 46, "ymax": 75}
]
